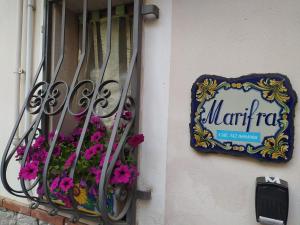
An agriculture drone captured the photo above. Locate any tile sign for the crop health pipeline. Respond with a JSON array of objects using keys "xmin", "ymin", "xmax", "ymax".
[{"xmin": 190, "ymin": 74, "xmax": 297, "ymax": 162}]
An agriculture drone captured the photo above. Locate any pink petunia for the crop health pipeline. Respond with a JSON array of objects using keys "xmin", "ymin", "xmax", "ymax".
[
  {"xmin": 89, "ymin": 186, "xmax": 97, "ymax": 197},
  {"xmin": 53, "ymin": 146, "xmax": 61, "ymax": 157},
  {"xmin": 19, "ymin": 161, "xmax": 39, "ymax": 180},
  {"xmin": 56, "ymin": 193, "xmax": 72, "ymax": 208},
  {"xmin": 31, "ymin": 149, "xmax": 48, "ymax": 163},
  {"xmin": 127, "ymin": 134, "xmax": 144, "ymax": 148},
  {"xmin": 15, "ymin": 146, "xmax": 26, "ymax": 159},
  {"xmin": 129, "ymin": 165, "xmax": 139, "ymax": 184},
  {"xmin": 50, "ymin": 177, "xmax": 60, "ymax": 192},
  {"xmin": 33, "ymin": 135, "xmax": 46, "ymax": 149},
  {"xmin": 90, "ymin": 131, "xmax": 104, "ymax": 143},
  {"xmin": 72, "ymin": 127, "xmax": 83, "ymax": 137},
  {"xmin": 71, "ymin": 141, "xmax": 78, "ymax": 148},
  {"xmin": 90, "ymin": 115, "xmax": 101, "ymax": 125},
  {"xmin": 64, "ymin": 153, "xmax": 76, "ymax": 169},
  {"xmin": 113, "ymin": 165, "xmax": 132, "ymax": 184},
  {"xmin": 95, "ymin": 169, "xmax": 102, "ymax": 184},
  {"xmin": 48, "ymin": 131, "xmax": 55, "ymax": 141},
  {"xmin": 59, "ymin": 177, "xmax": 74, "ymax": 192},
  {"xmin": 37, "ymin": 184, "xmax": 45, "ymax": 196},
  {"xmin": 92, "ymin": 144, "xmax": 104, "ymax": 153},
  {"xmin": 122, "ymin": 111, "xmax": 132, "ymax": 120},
  {"xmin": 89, "ymin": 167, "xmax": 102, "ymax": 184},
  {"xmin": 84, "ymin": 148, "xmax": 96, "ymax": 160}
]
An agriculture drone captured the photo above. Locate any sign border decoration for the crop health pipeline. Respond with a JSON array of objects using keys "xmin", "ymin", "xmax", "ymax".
[{"xmin": 190, "ymin": 73, "xmax": 297, "ymax": 162}]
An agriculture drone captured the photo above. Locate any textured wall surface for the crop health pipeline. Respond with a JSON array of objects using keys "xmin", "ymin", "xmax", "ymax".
[
  {"xmin": 166, "ymin": 0, "xmax": 300, "ymax": 225},
  {"xmin": 0, "ymin": 207, "xmax": 50, "ymax": 225}
]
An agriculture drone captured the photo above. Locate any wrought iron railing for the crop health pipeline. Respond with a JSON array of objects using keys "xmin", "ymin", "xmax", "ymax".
[{"xmin": 1, "ymin": 0, "xmax": 159, "ymax": 224}]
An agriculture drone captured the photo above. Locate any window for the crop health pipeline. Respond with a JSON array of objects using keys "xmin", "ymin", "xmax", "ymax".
[{"xmin": 1, "ymin": 0, "xmax": 158, "ymax": 224}]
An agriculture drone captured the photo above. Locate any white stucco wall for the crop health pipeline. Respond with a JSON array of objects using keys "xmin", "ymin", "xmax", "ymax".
[
  {"xmin": 137, "ymin": 0, "xmax": 171, "ymax": 224},
  {"xmin": 0, "ymin": 0, "xmax": 19, "ymax": 201},
  {"xmin": 166, "ymin": 0, "xmax": 300, "ymax": 225},
  {"xmin": 0, "ymin": 0, "xmax": 44, "ymax": 202}
]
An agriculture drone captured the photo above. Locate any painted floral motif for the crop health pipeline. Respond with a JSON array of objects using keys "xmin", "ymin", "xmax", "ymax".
[
  {"xmin": 193, "ymin": 124, "xmax": 215, "ymax": 148},
  {"xmin": 260, "ymin": 133, "xmax": 289, "ymax": 160},
  {"xmin": 231, "ymin": 83, "xmax": 243, "ymax": 89},
  {"xmin": 196, "ymin": 79, "xmax": 218, "ymax": 102},
  {"xmin": 73, "ymin": 184, "xmax": 88, "ymax": 205},
  {"xmin": 258, "ymin": 79, "xmax": 289, "ymax": 102}
]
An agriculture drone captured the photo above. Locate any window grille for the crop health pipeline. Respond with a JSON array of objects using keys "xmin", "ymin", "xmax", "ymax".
[{"xmin": 1, "ymin": 0, "xmax": 159, "ymax": 224}]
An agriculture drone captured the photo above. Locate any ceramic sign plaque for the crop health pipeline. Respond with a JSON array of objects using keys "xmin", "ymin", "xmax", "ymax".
[{"xmin": 190, "ymin": 74, "xmax": 297, "ymax": 162}]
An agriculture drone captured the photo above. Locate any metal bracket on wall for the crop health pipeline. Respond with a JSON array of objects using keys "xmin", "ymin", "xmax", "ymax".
[
  {"xmin": 136, "ymin": 190, "xmax": 151, "ymax": 200},
  {"xmin": 142, "ymin": 5, "xmax": 159, "ymax": 19}
]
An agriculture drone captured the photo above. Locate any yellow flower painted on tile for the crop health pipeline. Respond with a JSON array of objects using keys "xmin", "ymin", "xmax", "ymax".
[
  {"xmin": 258, "ymin": 79, "xmax": 290, "ymax": 103},
  {"xmin": 73, "ymin": 184, "xmax": 87, "ymax": 205},
  {"xmin": 196, "ymin": 79, "xmax": 218, "ymax": 102},
  {"xmin": 193, "ymin": 124, "xmax": 215, "ymax": 148},
  {"xmin": 260, "ymin": 133, "xmax": 288, "ymax": 160}
]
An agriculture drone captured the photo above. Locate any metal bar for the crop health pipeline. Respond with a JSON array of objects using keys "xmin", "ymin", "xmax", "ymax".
[
  {"xmin": 98, "ymin": 0, "xmax": 141, "ymax": 223},
  {"xmin": 68, "ymin": 0, "xmax": 112, "ymax": 185},
  {"xmin": 41, "ymin": 0, "xmax": 53, "ymax": 138},
  {"xmin": 20, "ymin": 0, "xmax": 66, "ymax": 202},
  {"xmin": 42, "ymin": 0, "xmax": 88, "ymax": 215}
]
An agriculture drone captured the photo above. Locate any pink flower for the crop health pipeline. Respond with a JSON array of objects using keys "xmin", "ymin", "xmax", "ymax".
[
  {"xmin": 80, "ymin": 179, "xmax": 87, "ymax": 187},
  {"xmin": 59, "ymin": 177, "xmax": 74, "ymax": 192},
  {"xmin": 58, "ymin": 133, "xmax": 73, "ymax": 142},
  {"xmin": 129, "ymin": 166, "xmax": 139, "ymax": 184},
  {"xmin": 92, "ymin": 144, "xmax": 104, "ymax": 152},
  {"xmin": 122, "ymin": 111, "xmax": 132, "ymax": 120},
  {"xmin": 19, "ymin": 161, "xmax": 39, "ymax": 180},
  {"xmin": 56, "ymin": 193, "xmax": 72, "ymax": 208},
  {"xmin": 64, "ymin": 153, "xmax": 76, "ymax": 169},
  {"xmin": 127, "ymin": 134, "xmax": 144, "ymax": 148},
  {"xmin": 53, "ymin": 146, "xmax": 61, "ymax": 157},
  {"xmin": 99, "ymin": 155, "xmax": 105, "ymax": 167},
  {"xmin": 48, "ymin": 131, "xmax": 55, "ymax": 141},
  {"xmin": 89, "ymin": 167, "xmax": 102, "ymax": 184},
  {"xmin": 33, "ymin": 135, "xmax": 46, "ymax": 149},
  {"xmin": 50, "ymin": 177, "xmax": 60, "ymax": 192},
  {"xmin": 89, "ymin": 186, "xmax": 97, "ymax": 197},
  {"xmin": 90, "ymin": 131, "xmax": 104, "ymax": 143},
  {"xmin": 16, "ymin": 146, "xmax": 26, "ymax": 159},
  {"xmin": 84, "ymin": 148, "xmax": 96, "ymax": 160},
  {"xmin": 31, "ymin": 149, "xmax": 48, "ymax": 163},
  {"xmin": 37, "ymin": 184, "xmax": 44, "ymax": 196},
  {"xmin": 90, "ymin": 115, "xmax": 101, "ymax": 125},
  {"xmin": 71, "ymin": 141, "xmax": 78, "ymax": 148},
  {"xmin": 95, "ymin": 169, "xmax": 102, "ymax": 184},
  {"xmin": 72, "ymin": 128, "xmax": 83, "ymax": 137},
  {"xmin": 113, "ymin": 165, "xmax": 131, "ymax": 184}
]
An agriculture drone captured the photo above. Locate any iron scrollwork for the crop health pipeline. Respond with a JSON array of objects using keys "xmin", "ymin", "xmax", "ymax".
[{"xmin": 27, "ymin": 81, "xmax": 49, "ymax": 115}]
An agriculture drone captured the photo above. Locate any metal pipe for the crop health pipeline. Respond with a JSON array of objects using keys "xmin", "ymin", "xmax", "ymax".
[
  {"xmin": 24, "ymin": 0, "xmax": 35, "ymax": 131},
  {"xmin": 13, "ymin": 0, "xmax": 24, "ymax": 145}
]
